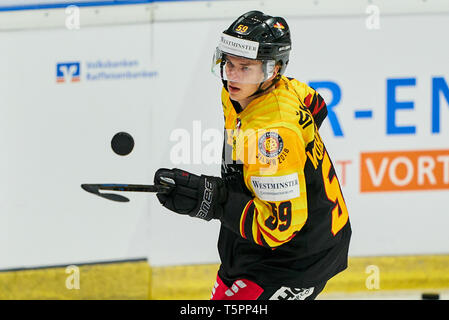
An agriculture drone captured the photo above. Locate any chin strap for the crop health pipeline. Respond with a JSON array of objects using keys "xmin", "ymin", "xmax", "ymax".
[{"xmin": 249, "ymin": 73, "xmax": 282, "ymax": 98}]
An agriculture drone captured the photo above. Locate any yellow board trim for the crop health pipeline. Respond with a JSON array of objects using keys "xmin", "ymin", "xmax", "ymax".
[
  {"xmin": 1, "ymin": 255, "xmax": 449, "ymax": 299},
  {"xmin": 322, "ymin": 254, "xmax": 449, "ymax": 294},
  {"xmin": 150, "ymin": 264, "xmax": 219, "ymax": 300},
  {"xmin": 0, "ymin": 259, "xmax": 151, "ymax": 300},
  {"xmin": 150, "ymin": 255, "xmax": 449, "ymax": 299}
]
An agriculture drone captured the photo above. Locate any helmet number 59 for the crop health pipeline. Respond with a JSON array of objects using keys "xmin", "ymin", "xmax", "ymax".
[{"xmin": 235, "ymin": 24, "xmax": 249, "ymax": 33}]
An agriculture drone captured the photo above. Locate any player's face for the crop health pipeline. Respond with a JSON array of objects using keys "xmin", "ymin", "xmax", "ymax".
[
  {"xmin": 224, "ymin": 55, "xmax": 265, "ymax": 84},
  {"xmin": 225, "ymin": 55, "xmax": 265, "ymax": 101}
]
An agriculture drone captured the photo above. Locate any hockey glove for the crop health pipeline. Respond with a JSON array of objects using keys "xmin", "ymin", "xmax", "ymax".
[{"xmin": 153, "ymin": 168, "xmax": 227, "ymax": 221}]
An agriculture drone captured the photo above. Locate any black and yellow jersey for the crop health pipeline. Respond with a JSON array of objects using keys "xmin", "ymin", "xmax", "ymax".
[{"xmin": 218, "ymin": 76, "xmax": 352, "ymax": 287}]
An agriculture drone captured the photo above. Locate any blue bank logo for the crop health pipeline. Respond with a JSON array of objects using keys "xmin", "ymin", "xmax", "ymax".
[{"xmin": 56, "ymin": 62, "xmax": 80, "ymax": 83}]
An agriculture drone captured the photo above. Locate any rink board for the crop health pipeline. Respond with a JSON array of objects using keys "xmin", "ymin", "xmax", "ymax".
[
  {"xmin": 0, "ymin": 0, "xmax": 448, "ymax": 295},
  {"xmin": 1, "ymin": 254, "xmax": 448, "ymax": 299}
]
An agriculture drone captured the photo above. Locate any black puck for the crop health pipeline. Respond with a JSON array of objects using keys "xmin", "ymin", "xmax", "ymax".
[
  {"xmin": 111, "ymin": 132, "xmax": 134, "ymax": 156},
  {"xmin": 421, "ymin": 293, "xmax": 440, "ymax": 300}
]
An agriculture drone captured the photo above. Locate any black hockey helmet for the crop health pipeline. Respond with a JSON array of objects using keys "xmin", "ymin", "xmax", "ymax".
[
  {"xmin": 224, "ymin": 10, "xmax": 291, "ymax": 74},
  {"xmin": 212, "ymin": 11, "xmax": 291, "ymax": 84}
]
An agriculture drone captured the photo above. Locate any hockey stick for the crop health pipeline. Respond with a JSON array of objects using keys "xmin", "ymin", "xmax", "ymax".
[{"xmin": 81, "ymin": 183, "xmax": 172, "ymax": 202}]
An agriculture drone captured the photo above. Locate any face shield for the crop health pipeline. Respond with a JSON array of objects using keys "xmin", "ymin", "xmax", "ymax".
[
  {"xmin": 211, "ymin": 48, "xmax": 276, "ymax": 84},
  {"xmin": 211, "ymin": 34, "xmax": 276, "ymax": 84}
]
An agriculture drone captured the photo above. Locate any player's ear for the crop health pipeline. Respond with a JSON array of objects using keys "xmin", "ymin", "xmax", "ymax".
[{"xmin": 266, "ymin": 63, "xmax": 281, "ymax": 82}]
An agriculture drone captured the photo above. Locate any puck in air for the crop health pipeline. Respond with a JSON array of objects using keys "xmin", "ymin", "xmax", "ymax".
[{"xmin": 111, "ymin": 132, "xmax": 134, "ymax": 156}]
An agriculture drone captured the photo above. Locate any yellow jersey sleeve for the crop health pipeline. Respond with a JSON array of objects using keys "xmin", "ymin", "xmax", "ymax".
[{"xmin": 289, "ymin": 78, "xmax": 328, "ymax": 129}]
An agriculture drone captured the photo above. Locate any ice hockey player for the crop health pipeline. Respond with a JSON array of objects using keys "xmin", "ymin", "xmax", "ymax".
[{"xmin": 154, "ymin": 10, "xmax": 351, "ymax": 300}]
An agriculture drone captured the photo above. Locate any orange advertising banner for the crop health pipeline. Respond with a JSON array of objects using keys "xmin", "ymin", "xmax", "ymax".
[{"xmin": 360, "ymin": 149, "xmax": 449, "ymax": 192}]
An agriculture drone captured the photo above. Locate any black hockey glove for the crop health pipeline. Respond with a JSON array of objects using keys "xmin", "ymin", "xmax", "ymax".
[{"xmin": 153, "ymin": 168, "xmax": 227, "ymax": 221}]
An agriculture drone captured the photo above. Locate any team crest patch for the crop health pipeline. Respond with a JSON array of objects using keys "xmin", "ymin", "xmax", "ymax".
[{"xmin": 258, "ymin": 132, "xmax": 284, "ymax": 158}]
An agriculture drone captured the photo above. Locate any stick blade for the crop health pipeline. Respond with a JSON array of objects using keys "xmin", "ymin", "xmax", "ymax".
[
  {"xmin": 99, "ymin": 193, "xmax": 130, "ymax": 202},
  {"xmin": 81, "ymin": 184, "xmax": 130, "ymax": 202},
  {"xmin": 81, "ymin": 184, "xmax": 97, "ymax": 194}
]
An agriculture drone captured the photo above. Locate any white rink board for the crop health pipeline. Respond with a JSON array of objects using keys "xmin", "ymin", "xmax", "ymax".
[{"xmin": 0, "ymin": 2, "xmax": 448, "ymax": 269}]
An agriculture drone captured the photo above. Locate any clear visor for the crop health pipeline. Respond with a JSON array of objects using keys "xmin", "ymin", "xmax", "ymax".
[{"xmin": 211, "ymin": 48, "xmax": 276, "ymax": 84}]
